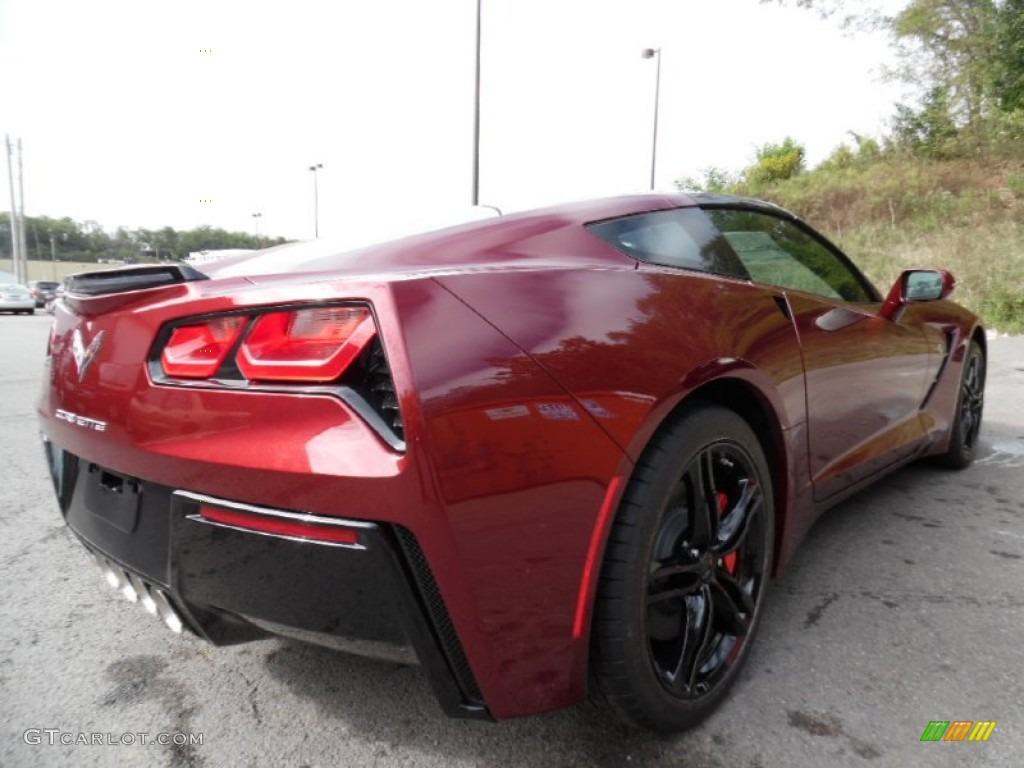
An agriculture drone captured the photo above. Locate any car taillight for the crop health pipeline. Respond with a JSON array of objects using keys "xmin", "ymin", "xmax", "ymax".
[
  {"xmin": 160, "ymin": 315, "xmax": 248, "ymax": 378},
  {"xmin": 235, "ymin": 306, "xmax": 376, "ymax": 382}
]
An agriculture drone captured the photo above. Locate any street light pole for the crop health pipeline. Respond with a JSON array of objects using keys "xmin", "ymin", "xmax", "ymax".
[
  {"xmin": 308, "ymin": 164, "xmax": 323, "ymax": 238},
  {"xmin": 17, "ymin": 138, "xmax": 27, "ymax": 280},
  {"xmin": 5, "ymin": 135, "xmax": 21, "ymax": 281},
  {"xmin": 471, "ymin": 0, "xmax": 482, "ymax": 206},
  {"xmin": 50, "ymin": 235, "xmax": 56, "ymax": 280},
  {"xmin": 641, "ymin": 47, "xmax": 662, "ymax": 191},
  {"xmin": 252, "ymin": 212, "xmax": 262, "ymax": 247}
]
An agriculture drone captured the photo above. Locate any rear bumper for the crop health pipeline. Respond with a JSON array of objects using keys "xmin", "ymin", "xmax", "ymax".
[
  {"xmin": 0, "ymin": 300, "xmax": 35, "ymax": 311},
  {"xmin": 43, "ymin": 437, "xmax": 490, "ymax": 720}
]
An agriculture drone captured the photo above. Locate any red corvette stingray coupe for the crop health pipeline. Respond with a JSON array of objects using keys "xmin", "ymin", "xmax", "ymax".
[{"xmin": 38, "ymin": 194, "xmax": 985, "ymax": 732}]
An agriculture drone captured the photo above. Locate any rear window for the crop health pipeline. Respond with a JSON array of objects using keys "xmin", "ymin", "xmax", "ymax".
[{"xmin": 586, "ymin": 208, "xmax": 746, "ymax": 277}]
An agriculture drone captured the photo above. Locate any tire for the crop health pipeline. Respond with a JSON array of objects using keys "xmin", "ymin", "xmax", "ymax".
[
  {"xmin": 935, "ymin": 339, "xmax": 985, "ymax": 469},
  {"xmin": 590, "ymin": 403, "xmax": 774, "ymax": 732}
]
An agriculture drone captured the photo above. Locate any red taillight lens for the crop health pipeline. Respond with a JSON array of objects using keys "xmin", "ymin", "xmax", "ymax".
[
  {"xmin": 198, "ymin": 504, "xmax": 360, "ymax": 545},
  {"xmin": 160, "ymin": 315, "xmax": 248, "ymax": 378},
  {"xmin": 236, "ymin": 306, "xmax": 376, "ymax": 382}
]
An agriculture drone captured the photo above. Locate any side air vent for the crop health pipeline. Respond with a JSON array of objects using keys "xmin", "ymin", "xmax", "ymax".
[
  {"xmin": 361, "ymin": 339, "xmax": 405, "ymax": 442},
  {"xmin": 393, "ymin": 526, "xmax": 485, "ymax": 706},
  {"xmin": 66, "ymin": 264, "xmax": 208, "ymax": 296}
]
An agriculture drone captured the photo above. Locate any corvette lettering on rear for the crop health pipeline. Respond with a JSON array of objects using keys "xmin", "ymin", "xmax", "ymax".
[{"xmin": 55, "ymin": 409, "xmax": 108, "ymax": 432}]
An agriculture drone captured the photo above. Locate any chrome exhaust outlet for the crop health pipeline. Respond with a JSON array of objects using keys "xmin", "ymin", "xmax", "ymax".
[
  {"xmin": 91, "ymin": 553, "xmax": 184, "ymax": 634},
  {"xmin": 151, "ymin": 588, "xmax": 183, "ymax": 633},
  {"xmin": 130, "ymin": 573, "xmax": 158, "ymax": 615}
]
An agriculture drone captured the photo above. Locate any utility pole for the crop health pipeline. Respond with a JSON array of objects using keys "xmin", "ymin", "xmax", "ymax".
[
  {"xmin": 5, "ymin": 135, "xmax": 20, "ymax": 280},
  {"xmin": 641, "ymin": 48, "xmax": 662, "ymax": 191},
  {"xmin": 471, "ymin": 0, "xmax": 482, "ymax": 206},
  {"xmin": 252, "ymin": 212, "xmax": 262, "ymax": 247},
  {"xmin": 308, "ymin": 164, "xmax": 323, "ymax": 238},
  {"xmin": 17, "ymin": 139, "xmax": 27, "ymax": 281}
]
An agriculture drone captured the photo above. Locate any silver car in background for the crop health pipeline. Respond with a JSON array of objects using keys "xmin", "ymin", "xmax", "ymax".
[{"xmin": 0, "ymin": 284, "xmax": 36, "ymax": 315}]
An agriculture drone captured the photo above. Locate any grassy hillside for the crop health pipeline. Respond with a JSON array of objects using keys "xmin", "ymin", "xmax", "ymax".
[{"xmin": 736, "ymin": 156, "xmax": 1024, "ymax": 333}]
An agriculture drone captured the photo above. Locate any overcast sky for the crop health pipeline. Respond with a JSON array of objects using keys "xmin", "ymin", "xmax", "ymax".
[{"xmin": 1, "ymin": 0, "xmax": 906, "ymax": 242}]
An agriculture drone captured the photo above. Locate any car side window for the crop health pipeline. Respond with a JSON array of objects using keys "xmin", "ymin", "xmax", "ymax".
[
  {"xmin": 703, "ymin": 208, "xmax": 874, "ymax": 303},
  {"xmin": 587, "ymin": 209, "xmax": 749, "ymax": 279}
]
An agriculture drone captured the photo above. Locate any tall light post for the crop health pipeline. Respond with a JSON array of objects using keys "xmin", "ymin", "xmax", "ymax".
[
  {"xmin": 16, "ymin": 138, "xmax": 27, "ymax": 280},
  {"xmin": 471, "ymin": 0, "xmax": 482, "ymax": 206},
  {"xmin": 50, "ymin": 235, "xmax": 57, "ymax": 280},
  {"xmin": 308, "ymin": 163, "xmax": 323, "ymax": 238},
  {"xmin": 252, "ymin": 212, "xmax": 262, "ymax": 247},
  {"xmin": 641, "ymin": 47, "xmax": 662, "ymax": 191},
  {"xmin": 5, "ymin": 135, "xmax": 20, "ymax": 279}
]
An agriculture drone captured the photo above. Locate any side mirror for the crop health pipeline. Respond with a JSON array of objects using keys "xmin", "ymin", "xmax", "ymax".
[{"xmin": 880, "ymin": 269, "xmax": 955, "ymax": 321}]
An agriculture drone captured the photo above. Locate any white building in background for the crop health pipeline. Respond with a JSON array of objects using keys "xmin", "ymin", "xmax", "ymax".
[{"xmin": 186, "ymin": 249, "xmax": 256, "ymax": 266}]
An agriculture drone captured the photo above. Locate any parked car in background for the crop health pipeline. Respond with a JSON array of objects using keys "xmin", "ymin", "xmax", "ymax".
[
  {"xmin": 44, "ymin": 283, "xmax": 66, "ymax": 314},
  {"xmin": 27, "ymin": 280, "xmax": 61, "ymax": 308},
  {"xmin": 0, "ymin": 283, "xmax": 35, "ymax": 314}
]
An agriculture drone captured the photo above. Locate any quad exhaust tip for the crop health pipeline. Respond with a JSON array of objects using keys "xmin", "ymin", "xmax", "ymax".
[{"xmin": 93, "ymin": 553, "xmax": 183, "ymax": 634}]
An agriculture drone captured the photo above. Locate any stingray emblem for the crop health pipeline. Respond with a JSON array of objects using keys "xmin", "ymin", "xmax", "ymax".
[{"xmin": 72, "ymin": 329, "xmax": 106, "ymax": 382}]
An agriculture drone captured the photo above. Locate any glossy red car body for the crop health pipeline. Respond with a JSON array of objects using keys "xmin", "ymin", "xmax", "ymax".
[{"xmin": 38, "ymin": 193, "xmax": 983, "ymax": 721}]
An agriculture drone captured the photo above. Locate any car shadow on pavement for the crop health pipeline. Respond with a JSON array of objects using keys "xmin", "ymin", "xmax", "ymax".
[{"xmin": 259, "ymin": 638, "xmax": 729, "ymax": 768}]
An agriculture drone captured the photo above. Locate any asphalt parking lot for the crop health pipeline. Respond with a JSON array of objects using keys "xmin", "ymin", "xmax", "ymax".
[{"xmin": 1, "ymin": 312, "xmax": 1021, "ymax": 768}]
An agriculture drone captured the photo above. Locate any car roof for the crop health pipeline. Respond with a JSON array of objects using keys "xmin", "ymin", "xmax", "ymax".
[
  {"xmin": 686, "ymin": 193, "xmax": 798, "ymax": 219},
  {"xmin": 201, "ymin": 193, "xmax": 804, "ymax": 281}
]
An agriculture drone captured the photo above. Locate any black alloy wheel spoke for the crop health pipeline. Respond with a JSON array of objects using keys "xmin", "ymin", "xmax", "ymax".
[
  {"xmin": 648, "ymin": 562, "xmax": 703, "ymax": 604},
  {"xmin": 711, "ymin": 571, "xmax": 754, "ymax": 635},
  {"xmin": 716, "ymin": 478, "xmax": 761, "ymax": 556},
  {"xmin": 669, "ymin": 585, "xmax": 714, "ymax": 694},
  {"xmin": 962, "ymin": 408, "xmax": 975, "ymax": 438},
  {"xmin": 685, "ymin": 449, "xmax": 719, "ymax": 549}
]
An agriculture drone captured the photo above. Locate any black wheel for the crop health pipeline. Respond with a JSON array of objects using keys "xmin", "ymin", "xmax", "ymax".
[
  {"xmin": 590, "ymin": 403, "xmax": 774, "ymax": 732},
  {"xmin": 935, "ymin": 339, "xmax": 985, "ymax": 469}
]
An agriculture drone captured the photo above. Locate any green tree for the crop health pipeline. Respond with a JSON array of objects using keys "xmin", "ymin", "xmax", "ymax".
[
  {"xmin": 891, "ymin": 0, "xmax": 999, "ymax": 142},
  {"xmin": 890, "ymin": 86, "xmax": 962, "ymax": 156},
  {"xmin": 820, "ymin": 143, "xmax": 856, "ymax": 170},
  {"xmin": 80, "ymin": 221, "xmax": 109, "ymax": 262},
  {"xmin": 746, "ymin": 137, "xmax": 806, "ymax": 184},
  {"xmin": 993, "ymin": 0, "xmax": 1024, "ymax": 111},
  {"xmin": 849, "ymin": 131, "xmax": 882, "ymax": 159},
  {"xmin": 675, "ymin": 166, "xmax": 737, "ymax": 193},
  {"xmin": 4, "ymin": 213, "xmax": 290, "ymax": 265},
  {"xmin": 766, "ymin": 0, "xmax": 1020, "ymax": 154}
]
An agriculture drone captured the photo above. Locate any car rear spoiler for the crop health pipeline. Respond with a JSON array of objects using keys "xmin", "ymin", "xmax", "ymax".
[{"xmin": 65, "ymin": 264, "xmax": 208, "ymax": 297}]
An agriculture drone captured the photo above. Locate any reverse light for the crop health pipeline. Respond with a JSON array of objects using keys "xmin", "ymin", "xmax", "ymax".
[
  {"xmin": 197, "ymin": 504, "xmax": 361, "ymax": 545},
  {"xmin": 161, "ymin": 315, "xmax": 248, "ymax": 378},
  {"xmin": 236, "ymin": 306, "xmax": 376, "ymax": 382}
]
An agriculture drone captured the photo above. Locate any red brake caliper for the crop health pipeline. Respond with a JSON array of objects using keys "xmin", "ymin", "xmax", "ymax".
[{"xmin": 718, "ymin": 492, "xmax": 738, "ymax": 574}]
